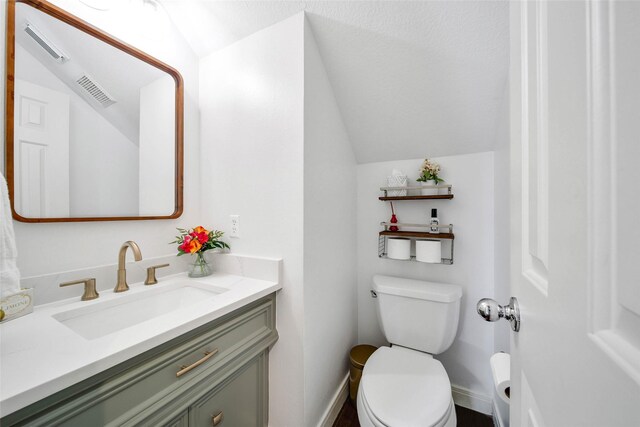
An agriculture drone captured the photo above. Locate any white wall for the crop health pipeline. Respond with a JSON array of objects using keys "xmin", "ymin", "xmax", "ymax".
[
  {"xmin": 199, "ymin": 14, "xmax": 306, "ymax": 427},
  {"xmin": 303, "ymin": 19, "xmax": 357, "ymax": 426},
  {"xmin": 200, "ymin": 14, "xmax": 359, "ymax": 426},
  {"xmin": 357, "ymin": 152, "xmax": 496, "ymax": 409},
  {"xmin": 4, "ymin": 0, "xmax": 201, "ymax": 277},
  {"xmin": 139, "ymin": 75, "xmax": 175, "ymax": 216},
  {"xmin": 15, "ymin": 44, "xmax": 140, "ymax": 217}
]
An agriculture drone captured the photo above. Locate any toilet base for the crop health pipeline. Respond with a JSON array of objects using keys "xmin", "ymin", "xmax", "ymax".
[{"xmin": 356, "ymin": 385, "xmax": 456, "ymax": 427}]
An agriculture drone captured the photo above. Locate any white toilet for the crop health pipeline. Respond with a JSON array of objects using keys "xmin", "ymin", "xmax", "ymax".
[{"xmin": 357, "ymin": 275, "xmax": 463, "ymax": 427}]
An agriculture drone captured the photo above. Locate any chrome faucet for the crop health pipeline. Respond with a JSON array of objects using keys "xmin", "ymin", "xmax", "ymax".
[{"xmin": 114, "ymin": 241, "xmax": 143, "ymax": 293}]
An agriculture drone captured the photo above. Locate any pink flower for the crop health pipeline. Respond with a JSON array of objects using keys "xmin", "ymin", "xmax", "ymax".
[
  {"xmin": 179, "ymin": 235, "xmax": 192, "ymax": 252},
  {"xmin": 196, "ymin": 232, "xmax": 208, "ymax": 244}
]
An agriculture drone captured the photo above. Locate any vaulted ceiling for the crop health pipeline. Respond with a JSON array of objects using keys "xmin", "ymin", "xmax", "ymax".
[{"xmin": 162, "ymin": 0, "xmax": 510, "ymax": 163}]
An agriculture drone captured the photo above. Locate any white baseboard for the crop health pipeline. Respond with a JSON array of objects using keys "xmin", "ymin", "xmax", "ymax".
[
  {"xmin": 317, "ymin": 373, "xmax": 349, "ymax": 427},
  {"xmin": 451, "ymin": 384, "xmax": 493, "ymax": 416},
  {"xmin": 492, "ymin": 399, "xmax": 507, "ymax": 427}
]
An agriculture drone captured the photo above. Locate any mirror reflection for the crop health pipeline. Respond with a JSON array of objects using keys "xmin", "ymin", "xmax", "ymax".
[{"xmin": 9, "ymin": 1, "xmax": 181, "ymax": 220}]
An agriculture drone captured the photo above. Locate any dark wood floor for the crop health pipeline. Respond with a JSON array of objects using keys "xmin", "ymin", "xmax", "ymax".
[{"xmin": 332, "ymin": 398, "xmax": 494, "ymax": 427}]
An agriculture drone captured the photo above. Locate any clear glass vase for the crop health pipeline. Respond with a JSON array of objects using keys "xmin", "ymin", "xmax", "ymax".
[{"xmin": 188, "ymin": 252, "xmax": 212, "ymax": 278}]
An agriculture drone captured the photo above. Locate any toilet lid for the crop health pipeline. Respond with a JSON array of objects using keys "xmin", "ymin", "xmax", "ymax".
[{"xmin": 361, "ymin": 347, "xmax": 452, "ymax": 427}]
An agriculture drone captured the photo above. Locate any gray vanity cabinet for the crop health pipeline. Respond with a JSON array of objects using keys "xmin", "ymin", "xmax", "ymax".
[{"xmin": 1, "ymin": 294, "xmax": 277, "ymax": 427}]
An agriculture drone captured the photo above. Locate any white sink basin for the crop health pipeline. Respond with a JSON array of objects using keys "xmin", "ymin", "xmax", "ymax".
[{"xmin": 52, "ymin": 282, "xmax": 227, "ymax": 340}]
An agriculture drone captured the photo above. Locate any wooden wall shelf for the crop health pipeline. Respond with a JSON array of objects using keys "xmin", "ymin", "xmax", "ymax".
[
  {"xmin": 379, "ymin": 230, "xmax": 455, "ymax": 239},
  {"xmin": 379, "ymin": 194, "xmax": 454, "ymax": 201},
  {"xmin": 379, "ymin": 184, "xmax": 453, "ymax": 200}
]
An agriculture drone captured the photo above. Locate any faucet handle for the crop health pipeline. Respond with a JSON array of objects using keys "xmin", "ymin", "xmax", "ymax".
[
  {"xmin": 60, "ymin": 278, "xmax": 99, "ymax": 301},
  {"xmin": 145, "ymin": 264, "xmax": 170, "ymax": 285}
]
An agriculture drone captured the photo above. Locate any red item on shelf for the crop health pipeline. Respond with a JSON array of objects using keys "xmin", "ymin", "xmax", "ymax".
[{"xmin": 390, "ymin": 214, "xmax": 399, "ymax": 232}]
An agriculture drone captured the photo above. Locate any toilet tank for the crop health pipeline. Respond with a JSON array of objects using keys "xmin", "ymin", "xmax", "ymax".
[{"xmin": 372, "ymin": 275, "xmax": 462, "ymax": 354}]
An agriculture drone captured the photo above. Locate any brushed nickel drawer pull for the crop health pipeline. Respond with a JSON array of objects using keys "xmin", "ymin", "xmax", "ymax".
[
  {"xmin": 212, "ymin": 411, "xmax": 224, "ymax": 426},
  {"xmin": 176, "ymin": 349, "xmax": 219, "ymax": 377}
]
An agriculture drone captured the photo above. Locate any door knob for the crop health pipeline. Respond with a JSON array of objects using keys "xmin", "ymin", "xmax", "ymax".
[{"xmin": 477, "ymin": 297, "xmax": 520, "ymax": 332}]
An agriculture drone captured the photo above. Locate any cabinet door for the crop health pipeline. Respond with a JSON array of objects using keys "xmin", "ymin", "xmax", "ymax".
[{"xmin": 189, "ymin": 353, "xmax": 267, "ymax": 427}]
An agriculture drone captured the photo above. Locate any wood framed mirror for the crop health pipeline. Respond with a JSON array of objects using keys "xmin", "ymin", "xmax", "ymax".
[{"xmin": 5, "ymin": 0, "xmax": 183, "ymax": 222}]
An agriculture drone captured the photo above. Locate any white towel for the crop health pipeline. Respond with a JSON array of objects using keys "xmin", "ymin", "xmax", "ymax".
[{"xmin": 0, "ymin": 172, "xmax": 20, "ymax": 297}]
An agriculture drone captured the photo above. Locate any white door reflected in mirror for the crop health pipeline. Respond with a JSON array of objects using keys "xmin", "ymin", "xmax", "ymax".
[{"xmin": 14, "ymin": 79, "xmax": 70, "ymax": 218}]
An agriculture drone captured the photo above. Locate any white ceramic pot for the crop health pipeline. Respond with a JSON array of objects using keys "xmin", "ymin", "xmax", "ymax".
[{"xmin": 421, "ymin": 180, "xmax": 438, "ymax": 196}]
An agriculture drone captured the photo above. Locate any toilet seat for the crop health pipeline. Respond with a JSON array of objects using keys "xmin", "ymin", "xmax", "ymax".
[
  {"xmin": 359, "ymin": 347, "xmax": 454, "ymax": 427},
  {"xmin": 358, "ymin": 390, "xmax": 454, "ymax": 427}
]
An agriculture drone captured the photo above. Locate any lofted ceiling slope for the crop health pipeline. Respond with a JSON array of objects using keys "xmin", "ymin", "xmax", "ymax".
[{"xmin": 162, "ymin": 0, "xmax": 509, "ymax": 164}]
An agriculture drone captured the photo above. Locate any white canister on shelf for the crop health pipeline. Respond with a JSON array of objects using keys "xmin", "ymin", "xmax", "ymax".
[{"xmin": 387, "ymin": 238, "xmax": 411, "ymax": 260}]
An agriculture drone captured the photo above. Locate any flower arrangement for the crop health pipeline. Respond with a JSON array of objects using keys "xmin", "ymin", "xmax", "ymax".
[
  {"xmin": 171, "ymin": 226, "xmax": 230, "ymax": 277},
  {"xmin": 416, "ymin": 158, "xmax": 444, "ymax": 183}
]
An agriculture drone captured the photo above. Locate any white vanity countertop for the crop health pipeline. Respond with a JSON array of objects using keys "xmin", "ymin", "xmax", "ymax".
[{"xmin": 0, "ymin": 272, "xmax": 281, "ymax": 417}]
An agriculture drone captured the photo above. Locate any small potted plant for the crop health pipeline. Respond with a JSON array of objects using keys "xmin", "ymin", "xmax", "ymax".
[
  {"xmin": 416, "ymin": 158, "xmax": 444, "ymax": 195},
  {"xmin": 171, "ymin": 226, "xmax": 230, "ymax": 278}
]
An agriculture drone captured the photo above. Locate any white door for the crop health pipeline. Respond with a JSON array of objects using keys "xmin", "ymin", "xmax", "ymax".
[
  {"xmin": 510, "ymin": 1, "xmax": 640, "ymax": 426},
  {"xmin": 14, "ymin": 79, "xmax": 70, "ymax": 218}
]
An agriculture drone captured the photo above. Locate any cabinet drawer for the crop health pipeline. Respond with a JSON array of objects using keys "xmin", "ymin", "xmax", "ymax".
[
  {"xmin": 8, "ymin": 295, "xmax": 276, "ymax": 427},
  {"xmin": 189, "ymin": 353, "xmax": 268, "ymax": 427}
]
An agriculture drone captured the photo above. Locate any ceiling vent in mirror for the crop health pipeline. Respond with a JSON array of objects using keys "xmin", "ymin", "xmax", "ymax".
[
  {"xmin": 76, "ymin": 75, "xmax": 117, "ymax": 108},
  {"xmin": 24, "ymin": 23, "xmax": 69, "ymax": 63}
]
